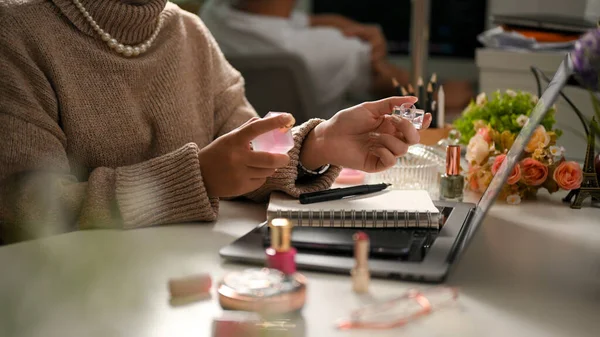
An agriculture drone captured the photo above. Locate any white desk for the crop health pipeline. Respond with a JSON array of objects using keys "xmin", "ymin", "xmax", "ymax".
[{"xmin": 0, "ymin": 191, "xmax": 598, "ymax": 337}]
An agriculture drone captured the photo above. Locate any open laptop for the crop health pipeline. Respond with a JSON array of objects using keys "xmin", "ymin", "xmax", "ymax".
[{"xmin": 220, "ymin": 54, "xmax": 574, "ymax": 283}]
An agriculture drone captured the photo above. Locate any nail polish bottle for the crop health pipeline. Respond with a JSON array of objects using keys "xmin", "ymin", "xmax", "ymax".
[
  {"xmin": 439, "ymin": 145, "xmax": 464, "ymax": 202},
  {"xmin": 217, "ymin": 218, "xmax": 307, "ymax": 315},
  {"xmin": 250, "ymin": 112, "xmax": 295, "ymax": 154},
  {"xmin": 265, "ymin": 218, "xmax": 298, "ymax": 275}
]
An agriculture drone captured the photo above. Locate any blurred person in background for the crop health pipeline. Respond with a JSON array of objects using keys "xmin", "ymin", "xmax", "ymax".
[{"xmin": 200, "ymin": 0, "xmax": 474, "ymax": 118}]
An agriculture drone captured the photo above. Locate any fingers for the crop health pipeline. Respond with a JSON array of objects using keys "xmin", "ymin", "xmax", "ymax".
[
  {"xmin": 362, "ymin": 96, "xmax": 418, "ymax": 117},
  {"xmin": 369, "ymin": 147, "xmax": 396, "ymax": 169},
  {"xmin": 389, "ymin": 115, "xmax": 420, "ymax": 145},
  {"xmin": 237, "ymin": 113, "xmax": 296, "ymax": 142},
  {"xmin": 369, "ymin": 132, "xmax": 409, "ymax": 157},
  {"xmin": 246, "ymin": 151, "xmax": 290, "ymax": 169},
  {"xmin": 421, "ymin": 113, "xmax": 433, "ymax": 130},
  {"xmin": 239, "ymin": 116, "xmax": 260, "ymax": 128}
]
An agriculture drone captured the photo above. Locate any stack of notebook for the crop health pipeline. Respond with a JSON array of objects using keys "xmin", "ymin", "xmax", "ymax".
[{"xmin": 267, "ymin": 189, "xmax": 441, "ymax": 229}]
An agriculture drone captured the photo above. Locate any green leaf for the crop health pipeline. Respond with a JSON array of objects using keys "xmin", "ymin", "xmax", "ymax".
[{"xmin": 453, "ymin": 90, "xmax": 562, "ymax": 144}]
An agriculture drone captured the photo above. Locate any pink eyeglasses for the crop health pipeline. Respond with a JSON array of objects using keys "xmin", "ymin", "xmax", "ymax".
[{"xmin": 336, "ymin": 287, "xmax": 459, "ymax": 330}]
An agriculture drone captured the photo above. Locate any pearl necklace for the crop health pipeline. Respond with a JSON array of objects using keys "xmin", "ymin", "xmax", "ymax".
[{"xmin": 71, "ymin": 0, "xmax": 164, "ymax": 57}]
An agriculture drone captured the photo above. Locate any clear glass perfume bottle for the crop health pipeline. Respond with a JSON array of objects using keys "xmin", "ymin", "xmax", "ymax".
[
  {"xmin": 392, "ymin": 103, "xmax": 424, "ymax": 130},
  {"xmin": 439, "ymin": 145, "xmax": 464, "ymax": 202}
]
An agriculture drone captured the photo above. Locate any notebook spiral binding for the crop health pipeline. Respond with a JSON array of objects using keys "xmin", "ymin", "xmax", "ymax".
[{"xmin": 272, "ymin": 209, "xmax": 438, "ymax": 229}]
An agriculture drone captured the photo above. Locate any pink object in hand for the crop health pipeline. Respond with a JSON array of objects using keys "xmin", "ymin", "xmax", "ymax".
[
  {"xmin": 168, "ymin": 273, "xmax": 212, "ymax": 298},
  {"xmin": 251, "ymin": 112, "xmax": 295, "ymax": 154},
  {"xmin": 266, "ymin": 247, "xmax": 297, "ymax": 275},
  {"xmin": 335, "ymin": 168, "xmax": 366, "ymax": 185}
]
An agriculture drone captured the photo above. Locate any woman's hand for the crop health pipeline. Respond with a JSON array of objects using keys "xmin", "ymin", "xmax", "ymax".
[
  {"xmin": 300, "ymin": 96, "xmax": 432, "ymax": 173},
  {"xmin": 309, "ymin": 14, "xmax": 387, "ymax": 61},
  {"xmin": 198, "ymin": 114, "xmax": 294, "ymax": 198},
  {"xmin": 342, "ymin": 24, "xmax": 388, "ymax": 61}
]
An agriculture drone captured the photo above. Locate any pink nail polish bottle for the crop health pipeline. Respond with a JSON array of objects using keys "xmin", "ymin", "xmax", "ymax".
[
  {"xmin": 265, "ymin": 218, "xmax": 298, "ymax": 275},
  {"xmin": 250, "ymin": 112, "xmax": 295, "ymax": 154}
]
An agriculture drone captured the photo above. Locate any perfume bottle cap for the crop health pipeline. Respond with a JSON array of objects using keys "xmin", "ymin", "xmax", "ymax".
[
  {"xmin": 446, "ymin": 145, "xmax": 461, "ymax": 176},
  {"xmin": 269, "ymin": 218, "xmax": 292, "ymax": 252}
]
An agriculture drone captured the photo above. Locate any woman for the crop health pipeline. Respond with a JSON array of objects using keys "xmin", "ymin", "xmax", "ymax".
[{"xmin": 0, "ymin": 0, "xmax": 430, "ymax": 243}]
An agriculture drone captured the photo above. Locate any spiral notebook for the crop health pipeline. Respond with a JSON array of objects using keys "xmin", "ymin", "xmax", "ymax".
[{"xmin": 267, "ymin": 190, "xmax": 440, "ymax": 229}]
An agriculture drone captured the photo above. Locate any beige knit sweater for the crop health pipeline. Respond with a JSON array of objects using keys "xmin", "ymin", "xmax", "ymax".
[{"xmin": 0, "ymin": 0, "xmax": 341, "ymax": 243}]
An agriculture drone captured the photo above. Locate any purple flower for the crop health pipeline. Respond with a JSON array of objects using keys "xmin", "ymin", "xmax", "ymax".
[{"xmin": 571, "ymin": 28, "xmax": 600, "ymax": 91}]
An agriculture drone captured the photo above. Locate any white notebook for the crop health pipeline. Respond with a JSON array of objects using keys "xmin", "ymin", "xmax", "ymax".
[{"xmin": 267, "ymin": 190, "xmax": 440, "ymax": 229}]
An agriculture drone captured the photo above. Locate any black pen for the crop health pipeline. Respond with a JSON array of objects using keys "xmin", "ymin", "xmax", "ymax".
[{"xmin": 299, "ymin": 183, "xmax": 391, "ymax": 204}]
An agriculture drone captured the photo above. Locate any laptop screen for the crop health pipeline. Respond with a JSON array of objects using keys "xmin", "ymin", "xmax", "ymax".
[{"xmin": 463, "ymin": 54, "xmax": 575, "ymax": 241}]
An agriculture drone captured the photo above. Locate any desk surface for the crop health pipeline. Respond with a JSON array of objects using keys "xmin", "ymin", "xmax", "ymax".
[{"xmin": 0, "ymin": 190, "xmax": 599, "ymax": 337}]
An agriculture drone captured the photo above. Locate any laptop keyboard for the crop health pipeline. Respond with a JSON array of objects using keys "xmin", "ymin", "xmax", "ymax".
[{"xmin": 262, "ymin": 227, "xmax": 439, "ymax": 262}]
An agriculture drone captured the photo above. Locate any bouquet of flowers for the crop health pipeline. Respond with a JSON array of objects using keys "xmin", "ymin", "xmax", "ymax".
[{"xmin": 453, "ymin": 90, "xmax": 583, "ymax": 204}]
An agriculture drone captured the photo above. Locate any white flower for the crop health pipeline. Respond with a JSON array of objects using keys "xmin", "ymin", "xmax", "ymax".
[
  {"xmin": 506, "ymin": 194, "xmax": 522, "ymax": 205},
  {"xmin": 466, "ymin": 134, "xmax": 490, "ymax": 165},
  {"xmin": 531, "ymin": 95, "xmax": 539, "ymax": 104},
  {"xmin": 505, "ymin": 89, "xmax": 517, "ymax": 97},
  {"xmin": 476, "ymin": 92, "xmax": 487, "ymax": 106},
  {"xmin": 549, "ymin": 145, "xmax": 562, "ymax": 157},
  {"xmin": 516, "ymin": 115, "xmax": 529, "ymax": 127}
]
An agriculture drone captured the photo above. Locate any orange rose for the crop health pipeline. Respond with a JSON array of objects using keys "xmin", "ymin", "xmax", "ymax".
[
  {"xmin": 525, "ymin": 125, "xmax": 550, "ymax": 153},
  {"xmin": 553, "ymin": 161, "xmax": 583, "ymax": 190},
  {"xmin": 491, "ymin": 154, "xmax": 521, "ymax": 185},
  {"xmin": 520, "ymin": 158, "xmax": 548, "ymax": 186}
]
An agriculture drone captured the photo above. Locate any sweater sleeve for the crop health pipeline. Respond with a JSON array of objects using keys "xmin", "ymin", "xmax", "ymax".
[
  {"xmin": 0, "ymin": 116, "xmax": 219, "ymax": 242},
  {"xmin": 196, "ymin": 17, "xmax": 342, "ymax": 202},
  {"xmin": 0, "ymin": 34, "xmax": 218, "ymax": 243}
]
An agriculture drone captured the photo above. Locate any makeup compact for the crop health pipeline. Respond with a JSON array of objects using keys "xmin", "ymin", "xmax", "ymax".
[
  {"xmin": 218, "ymin": 218, "xmax": 307, "ymax": 315},
  {"xmin": 250, "ymin": 112, "xmax": 295, "ymax": 154},
  {"xmin": 393, "ymin": 103, "xmax": 424, "ymax": 130}
]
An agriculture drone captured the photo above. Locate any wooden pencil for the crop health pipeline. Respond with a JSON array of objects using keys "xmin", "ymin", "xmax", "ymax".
[{"xmin": 392, "ymin": 78, "xmax": 402, "ymax": 96}]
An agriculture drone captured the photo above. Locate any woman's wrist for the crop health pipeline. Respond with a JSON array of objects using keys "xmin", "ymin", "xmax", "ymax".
[{"xmin": 298, "ymin": 121, "xmax": 330, "ymax": 170}]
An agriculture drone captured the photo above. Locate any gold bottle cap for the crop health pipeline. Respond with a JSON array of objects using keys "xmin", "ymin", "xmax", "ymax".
[
  {"xmin": 269, "ymin": 218, "xmax": 292, "ymax": 252},
  {"xmin": 446, "ymin": 145, "xmax": 461, "ymax": 176}
]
